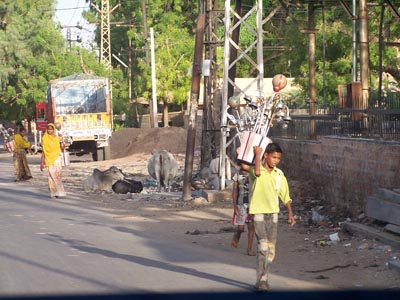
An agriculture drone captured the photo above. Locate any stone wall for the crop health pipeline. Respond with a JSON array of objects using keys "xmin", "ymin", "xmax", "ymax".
[{"xmin": 273, "ymin": 137, "xmax": 400, "ymax": 213}]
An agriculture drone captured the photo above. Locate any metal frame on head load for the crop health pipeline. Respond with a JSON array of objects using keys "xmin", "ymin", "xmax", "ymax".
[{"xmin": 41, "ymin": 73, "xmax": 112, "ymax": 161}]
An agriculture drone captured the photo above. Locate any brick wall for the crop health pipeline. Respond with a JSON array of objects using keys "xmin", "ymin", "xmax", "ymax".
[{"xmin": 274, "ymin": 137, "xmax": 400, "ymax": 212}]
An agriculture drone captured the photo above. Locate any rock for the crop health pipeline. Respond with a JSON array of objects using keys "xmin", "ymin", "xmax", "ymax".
[{"xmin": 191, "ymin": 197, "xmax": 208, "ymax": 206}]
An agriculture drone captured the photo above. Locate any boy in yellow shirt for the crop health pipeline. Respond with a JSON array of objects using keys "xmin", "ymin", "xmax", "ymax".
[{"xmin": 249, "ymin": 143, "xmax": 295, "ymax": 291}]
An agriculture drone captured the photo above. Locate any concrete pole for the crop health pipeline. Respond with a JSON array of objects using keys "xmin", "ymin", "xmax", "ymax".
[
  {"xmin": 352, "ymin": 0, "xmax": 358, "ymax": 82},
  {"xmin": 33, "ymin": 122, "xmax": 38, "ymax": 154},
  {"xmin": 182, "ymin": 14, "xmax": 205, "ymax": 201},
  {"xmin": 256, "ymin": 0, "xmax": 263, "ymax": 97},
  {"xmin": 150, "ymin": 28, "xmax": 158, "ymax": 128},
  {"xmin": 359, "ymin": 0, "xmax": 369, "ymax": 108},
  {"xmin": 128, "ymin": 38, "xmax": 132, "ymax": 101},
  {"xmin": 220, "ymin": 0, "xmax": 232, "ymax": 191}
]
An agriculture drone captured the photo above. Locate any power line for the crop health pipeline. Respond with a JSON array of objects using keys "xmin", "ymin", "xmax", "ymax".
[
  {"xmin": 54, "ymin": 6, "xmax": 90, "ymax": 12},
  {"xmin": 65, "ymin": 0, "xmax": 80, "ymax": 26}
]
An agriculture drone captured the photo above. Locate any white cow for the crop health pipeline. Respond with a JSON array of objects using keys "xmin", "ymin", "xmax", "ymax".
[
  {"xmin": 83, "ymin": 166, "xmax": 125, "ymax": 192},
  {"xmin": 147, "ymin": 150, "xmax": 178, "ymax": 192}
]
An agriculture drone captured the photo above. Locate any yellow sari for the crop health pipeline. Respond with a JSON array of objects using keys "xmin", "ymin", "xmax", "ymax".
[
  {"xmin": 42, "ymin": 128, "xmax": 61, "ymax": 167},
  {"xmin": 42, "ymin": 123, "xmax": 66, "ymax": 198}
]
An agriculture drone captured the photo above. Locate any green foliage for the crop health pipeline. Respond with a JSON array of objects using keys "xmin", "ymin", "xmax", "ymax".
[
  {"xmin": 262, "ymin": 1, "xmax": 400, "ymax": 108},
  {"xmin": 75, "ymin": 0, "xmax": 198, "ymax": 121},
  {"xmin": 113, "ymin": 121, "xmax": 125, "ymax": 132},
  {"xmin": 2, "ymin": 0, "xmax": 400, "ymax": 123},
  {"xmin": 0, "ymin": 0, "xmax": 61, "ymax": 120},
  {"xmin": 0, "ymin": 0, "xmax": 108, "ymax": 121}
]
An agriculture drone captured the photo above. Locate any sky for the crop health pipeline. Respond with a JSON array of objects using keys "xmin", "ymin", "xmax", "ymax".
[{"xmin": 54, "ymin": 0, "xmax": 96, "ymax": 49}]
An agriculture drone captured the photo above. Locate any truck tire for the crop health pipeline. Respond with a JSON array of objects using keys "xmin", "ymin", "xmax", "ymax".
[
  {"xmin": 103, "ymin": 145, "xmax": 111, "ymax": 160},
  {"xmin": 92, "ymin": 148, "xmax": 104, "ymax": 161}
]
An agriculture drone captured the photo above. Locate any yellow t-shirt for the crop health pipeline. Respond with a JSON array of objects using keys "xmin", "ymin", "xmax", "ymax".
[{"xmin": 249, "ymin": 165, "xmax": 292, "ymax": 214}]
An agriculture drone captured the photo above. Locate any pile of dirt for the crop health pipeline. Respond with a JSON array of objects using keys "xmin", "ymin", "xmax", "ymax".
[{"xmin": 110, "ymin": 127, "xmax": 187, "ymax": 159}]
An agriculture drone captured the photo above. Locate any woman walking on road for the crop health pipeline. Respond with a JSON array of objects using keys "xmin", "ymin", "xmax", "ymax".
[
  {"xmin": 41, "ymin": 123, "xmax": 66, "ymax": 199},
  {"xmin": 13, "ymin": 127, "xmax": 33, "ymax": 181}
]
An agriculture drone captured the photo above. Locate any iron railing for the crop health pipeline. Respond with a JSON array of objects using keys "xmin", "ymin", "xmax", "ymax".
[{"xmin": 269, "ymin": 92, "xmax": 400, "ymax": 140}]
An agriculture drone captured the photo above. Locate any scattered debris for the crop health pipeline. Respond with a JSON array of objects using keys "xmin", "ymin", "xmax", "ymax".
[
  {"xmin": 315, "ymin": 275, "xmax": 329, "ymax": 280},
  {"xmin": 328, "ymin": 232, "xmax": 340, "ymax": 245},
  {"xmin": 305, "ymin": 263, "xmax": 353, "ymax": 273},
  {"xmin": 185, "ymin": 226, "xmax": 236, "ymax": 235},
  {"xmin": 311, "ymin": 207, "xmax": 325, "ymax": 224}
]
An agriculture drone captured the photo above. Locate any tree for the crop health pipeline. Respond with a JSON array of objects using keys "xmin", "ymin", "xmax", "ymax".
[
  {"xmin": 85, "ymin": 0, "xmax": 198, "ymax": 127},
  {"xmin": 0, "ymin": 0, "xmax": 108, "ymax": 122},
  {"xmin": 0, "ymin": 0, "xmax": 65, "ymax": 120},
  {"xmin": 262, "ymin": 1, "xmax": 400, "ymax": 108}
]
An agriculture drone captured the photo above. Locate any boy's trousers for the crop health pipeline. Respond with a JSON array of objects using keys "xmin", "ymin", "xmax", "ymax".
[{"xmin": 253, "ymin": 213, "xmax": 278, "ymax": 284}]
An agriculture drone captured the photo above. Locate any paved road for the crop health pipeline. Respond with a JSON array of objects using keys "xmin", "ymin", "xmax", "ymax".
[
  {"xmin": 1, "ymin": 140, "xmax": 399, "ymax": 299},
  {"xmin": 0, "ymin": 151, "xmax": 332, "ymax": 298},
  {"xmin": 0, "ymin": 152, "xmax": 256, "ymax": 296}
]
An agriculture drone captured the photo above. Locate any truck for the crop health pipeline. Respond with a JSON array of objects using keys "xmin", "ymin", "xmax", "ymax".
[{"xmin": 36, "ymin": 73, "xmax": 112, "ymax": 161}]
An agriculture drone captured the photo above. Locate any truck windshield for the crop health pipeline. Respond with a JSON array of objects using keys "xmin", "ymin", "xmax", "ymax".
[{"xmin": 52, "ymin": 85, "xmax": 107, "ymax": 114}]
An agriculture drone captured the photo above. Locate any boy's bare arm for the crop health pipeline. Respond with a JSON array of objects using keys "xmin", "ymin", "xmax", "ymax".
[
  {"xmin": 253, "ymin": 146, "xmax": 263, "ymax": 177},
  {"xmin": 232, "ymin": 181, "xmax": 238, "ymax": 212},
  {"xmin": 286, "ymin": 201, "xmax": 296, "ymax": 226},
  {"xmin": 240, "ymin": 162, "xmax": 250, "ymax": 172}
]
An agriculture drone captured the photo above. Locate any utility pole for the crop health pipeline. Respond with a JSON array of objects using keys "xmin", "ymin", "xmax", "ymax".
[
  {"xmin": 201, "ymin": 0, "xmax": 225, "ymax": 169},
  {"xmin": 150, "ymin": 28, "xmax": 158, "ymax": 128},
  {"xmin": 359, "ymin": 0, "xmax": 369, "ymax": 108},
  {"xmin": 63, "ymin": 26, "xmax": 82, "ymax": 52},
  {"xmin": 352, "ymin": 0, "xmax": 358, "ymax": 82},
  {"xmin": 182, "ymin": 14, "xmax": 205, "ymax": 201},
  {"xmin": 67, "ymin": 27, "xmax": 71, "ymax": 52}
]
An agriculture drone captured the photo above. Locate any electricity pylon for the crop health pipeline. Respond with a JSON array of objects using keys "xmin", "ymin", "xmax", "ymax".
[
  {"xmin": 202, "ymin": 0, "xmax": 264, "ymax": 189},
  {"xmin": 90, "ymin": 0, "xmax": 120, "ymax": 69}
]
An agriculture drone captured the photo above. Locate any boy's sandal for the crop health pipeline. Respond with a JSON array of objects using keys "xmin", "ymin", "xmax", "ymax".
[{"xmin": 247, "ymin": 249, "xmax": 256, "ymax": 256}]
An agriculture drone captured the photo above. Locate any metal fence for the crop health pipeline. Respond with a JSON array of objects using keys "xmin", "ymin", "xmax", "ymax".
[{"xmin": 270, "ymin": 92, "xmax": 400, "ymax": 141}]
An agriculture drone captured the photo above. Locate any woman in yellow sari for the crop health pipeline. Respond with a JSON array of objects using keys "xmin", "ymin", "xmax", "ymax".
[{"xmin": 41, "ymin": 123, "xmax": 66, "ymax": 198}]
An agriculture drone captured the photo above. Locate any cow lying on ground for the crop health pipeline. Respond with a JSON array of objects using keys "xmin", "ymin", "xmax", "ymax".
[
  {"xmin": 112, "ymin": 178, "xmax": 143, "ymax": 194},
  {"xmin": 147, "ymin": 150, "xmax": 178, "ymax": 192},
  {"xmin": 83, "ymin": 166, "xmax": 125, "ymax": 192}
]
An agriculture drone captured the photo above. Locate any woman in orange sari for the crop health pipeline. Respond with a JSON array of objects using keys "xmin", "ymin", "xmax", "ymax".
[
  {"xmin": 41, "ymin": 123, "xmax": 66, "ymax": 198},
  {"xmin": 13, "ymin": 128, "xmax": 32, "ymax": 181}
]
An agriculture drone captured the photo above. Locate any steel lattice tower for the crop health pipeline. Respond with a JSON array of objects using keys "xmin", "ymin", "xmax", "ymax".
[
  {"xmin": 201, "ymin": 0, "xmax": 264, "ymax": 188},
  {"xmin": 90, "ymin": 0, "xmax": 119, "ymax": 69},
  {"xmin": 99, "ymin": 0, "xmax": 111, "ymax": 69}
]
